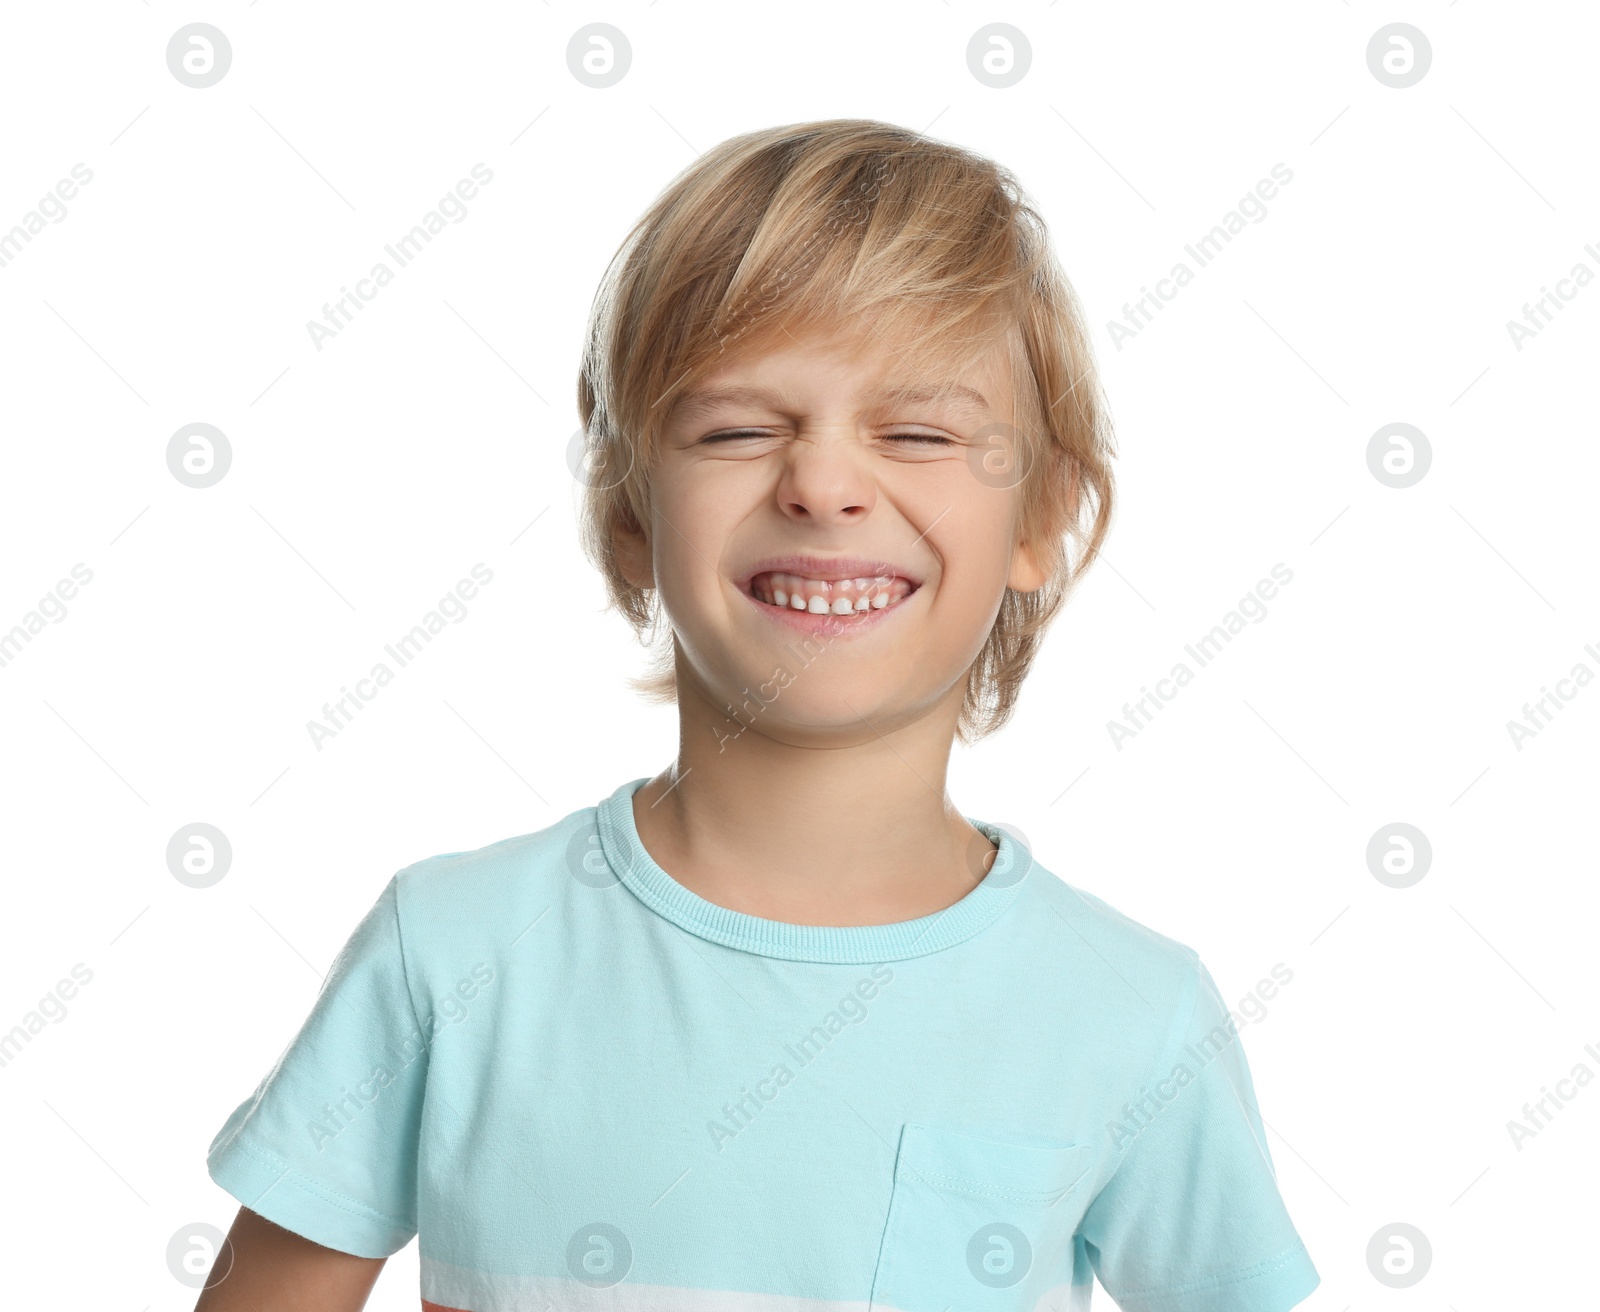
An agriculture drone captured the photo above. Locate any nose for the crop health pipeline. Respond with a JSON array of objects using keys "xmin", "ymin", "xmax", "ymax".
[{"xmin": 775, "ymin": 435, "xmax": 876, "ymax": 525}]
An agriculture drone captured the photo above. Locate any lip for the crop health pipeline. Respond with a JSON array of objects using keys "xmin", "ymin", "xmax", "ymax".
[
  {"xmin": 734, "ymin": 554, "xmax": 924, "ymax": 638},
  {"xmin": 734, "ymin": 554, "xmax": 924, "ymax": 592}
]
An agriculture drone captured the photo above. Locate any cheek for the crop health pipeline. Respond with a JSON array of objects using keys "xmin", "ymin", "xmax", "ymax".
[
  {"xmin": 931, "ymin": 497, "xmax": 1022, "ymax": 592},
  {"xmin": 655, "ymin": 460, "xmax": 757, "ymax": 527},
  {"xmin": 648, "ymin": 475, "xmax": 743, "ymax": 602}
]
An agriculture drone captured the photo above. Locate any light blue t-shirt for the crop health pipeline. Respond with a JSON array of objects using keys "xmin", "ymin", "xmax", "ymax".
[{"xmin": 207, "ymin": 778, "xmax": 1320, "ymax": 1311}]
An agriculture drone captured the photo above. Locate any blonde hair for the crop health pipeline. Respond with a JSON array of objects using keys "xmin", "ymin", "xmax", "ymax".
[{"xmin": 576, "ymin": 118, "xmax": 1116, "ymax": 741}]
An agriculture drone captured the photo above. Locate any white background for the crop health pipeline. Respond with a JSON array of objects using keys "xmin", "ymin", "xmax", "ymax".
[{"xmin": 0, "ymin": 2, "xmax": 1595, "ymax": 1308}]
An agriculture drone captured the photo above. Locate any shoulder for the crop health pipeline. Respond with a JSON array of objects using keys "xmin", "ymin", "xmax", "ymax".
[
  {"xmin": 386, "ymin": 799, "xmax": 600, "ymax": 937},
  {"xmin": 1018, "ymin": 856, "xmax": 1205, "ymax": 1033}
]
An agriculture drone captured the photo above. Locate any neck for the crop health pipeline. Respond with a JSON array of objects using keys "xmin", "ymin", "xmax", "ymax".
[{"xmin": 630, "ymin": 659, "xmax": 991, "ymax": 927}]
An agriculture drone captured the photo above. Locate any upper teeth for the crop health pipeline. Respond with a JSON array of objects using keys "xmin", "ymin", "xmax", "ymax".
[{"xmin": 751, "ymin": 571, "xmax": 913, "ymax": 614}]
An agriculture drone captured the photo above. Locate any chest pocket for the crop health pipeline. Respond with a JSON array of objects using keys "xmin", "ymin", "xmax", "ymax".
[{"xmin": 869, "ymin": 1123, "xmax": 1094, "ymax": 1312}]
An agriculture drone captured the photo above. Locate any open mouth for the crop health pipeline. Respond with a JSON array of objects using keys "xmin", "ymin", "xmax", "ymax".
[{"xmin": 746, "ymin": 570, "xmax": 918, "ymax": 616}]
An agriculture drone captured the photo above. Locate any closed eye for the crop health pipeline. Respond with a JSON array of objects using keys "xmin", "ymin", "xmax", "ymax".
[
  {"xmin": 698, "ymin": 431, "xmax": 956, "ymax": 446},
  {"xmin": 882, "ymin": 433, "xmax": 955, "ymax": 446}
]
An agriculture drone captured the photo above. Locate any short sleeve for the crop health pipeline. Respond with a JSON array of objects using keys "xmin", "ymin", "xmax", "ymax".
[
  {"xmin": 206, "ymin": 874, "xmax": 427, "ymax": 1258},
  {"xmin": 1078, "ymin": 953, "xmax": 1320, "ymax": 1312}
]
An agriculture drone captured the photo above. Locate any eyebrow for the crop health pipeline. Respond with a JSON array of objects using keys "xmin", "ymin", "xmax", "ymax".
[{"xmin": 667, "ymin": 382, "xmax": 992, "ymax": 425}]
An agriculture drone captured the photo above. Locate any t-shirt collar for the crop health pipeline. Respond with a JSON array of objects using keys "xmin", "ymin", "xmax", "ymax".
[{"xmin": 594, "ymin": 777, "xmax": 1031, "ymax": 963}]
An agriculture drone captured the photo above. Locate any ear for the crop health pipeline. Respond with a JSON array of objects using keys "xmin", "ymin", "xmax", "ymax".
[
  {"xmin": 611, "ymin": 512, "xmax": 655, "ymax": 591},
  {"xmin": 1008, "ymin": 459, "xmax": 1077, "ymax": 593},
  {"xmin": 1007, "ymin": 537, "xmax": 1047, "ymax": 593}
]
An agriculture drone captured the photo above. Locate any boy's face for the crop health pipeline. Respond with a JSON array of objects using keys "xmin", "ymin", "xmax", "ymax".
[{"xmin": 615, "ymin": 322, "xmax": 1047, "ymax": 742}]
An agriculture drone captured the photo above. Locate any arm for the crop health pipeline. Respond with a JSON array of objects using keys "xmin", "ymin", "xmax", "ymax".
[{"xmin": 193, "ymin": 1206, "xmax": 387, "ymax": 1312}]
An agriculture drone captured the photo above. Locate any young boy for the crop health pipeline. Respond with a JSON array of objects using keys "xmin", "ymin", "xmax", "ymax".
[{"xmin": 200, "ymin": 119, "xmax": 1319, "ymax": 1312}]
